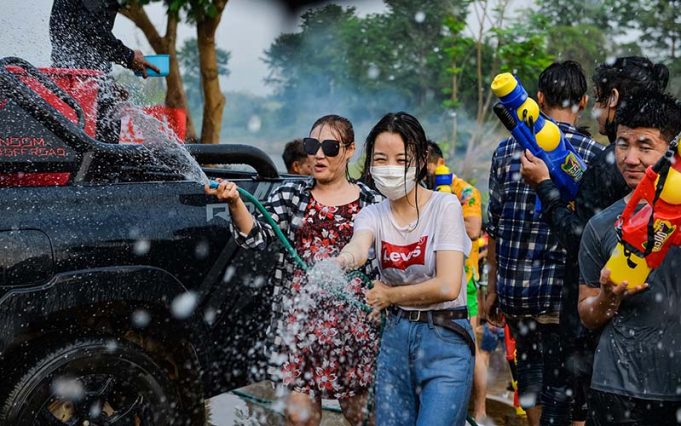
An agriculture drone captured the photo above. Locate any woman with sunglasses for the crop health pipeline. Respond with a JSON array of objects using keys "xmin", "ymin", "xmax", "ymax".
[
  {"xmin": 206, "ymin": 115, "xmax": 382, "ymax": 426},
  {"xmin": 334, "ymin": 112, "xmax": 474, "ymax": 426}
]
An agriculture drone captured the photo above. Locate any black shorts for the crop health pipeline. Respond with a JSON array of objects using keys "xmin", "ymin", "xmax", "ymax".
[{"xmin": 589, "ymin": 389, "xmax": 681, "ymax": 426}]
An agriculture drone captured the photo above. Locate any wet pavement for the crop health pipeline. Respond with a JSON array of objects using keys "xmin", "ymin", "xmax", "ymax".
[{"xmin": 207, "ymin": 346, "xmax": 525, "ymax": 425}]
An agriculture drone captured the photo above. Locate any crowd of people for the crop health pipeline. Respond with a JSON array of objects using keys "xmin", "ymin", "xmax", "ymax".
[
  {"xmin": 44, "ymin": 1, "xmax": 681, "ymax": 425},
  {"xmin": 208, "ymin": 57, "xmax": 681, "ymax": 426}
]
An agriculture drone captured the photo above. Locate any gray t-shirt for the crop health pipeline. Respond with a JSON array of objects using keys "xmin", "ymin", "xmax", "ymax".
[
  {"xmin": 354, "ymin": 191, "xmax": 472, "ymax": 311},
  {"xmin": 579, "ymin": 199, "xmax": 681, "ymax": 400}
]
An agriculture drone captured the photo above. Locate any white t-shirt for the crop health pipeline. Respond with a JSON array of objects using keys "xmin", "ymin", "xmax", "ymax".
[{"xmin": 354, "ymin": 191, "xmax": 472, "ymax": 311}]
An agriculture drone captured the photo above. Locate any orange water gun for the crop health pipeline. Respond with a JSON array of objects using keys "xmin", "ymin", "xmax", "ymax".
[{"xmin": 605, "ymin": 132, "xmax": 681, "ymax": 288}]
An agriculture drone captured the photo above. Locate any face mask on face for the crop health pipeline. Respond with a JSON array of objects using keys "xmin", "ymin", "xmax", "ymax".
[{"xmin": 370, "ymin": 166, "xmax": 417, "ymax": 200}]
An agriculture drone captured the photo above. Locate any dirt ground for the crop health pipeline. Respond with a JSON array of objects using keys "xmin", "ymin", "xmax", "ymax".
[{"xmin": 208, "ymin": 345, "xmax": 526, "ymax": 426}]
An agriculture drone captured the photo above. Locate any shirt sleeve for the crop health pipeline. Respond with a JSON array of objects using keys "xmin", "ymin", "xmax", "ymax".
[
  {"xmin": 230, "ymin": 183, "xmax": 292, "ymax": 250},
  {"xmin": 536, "ymin": 179, "xmax": 586, "ymax": 253},
  {"xmin": 578, "ymin": 219, "xmax": 606, "ymax": 288},
  {"xmin": 486, "ymin": 147, "xmax": 502, "ymax": 239},
  {"xmin": 77, "ymin": 1, "xmax": 134, "ymax": 67},
  {"xmin": 456, "ymin": 180, "xmax": 482, "ymax": 219},
  {"xmin": 434, "ymin": 197, "xmax": 472, "ymax": 254},
  {"xmin": 353, "ymin": 204, "xmax": 378, "ymax": 235}
]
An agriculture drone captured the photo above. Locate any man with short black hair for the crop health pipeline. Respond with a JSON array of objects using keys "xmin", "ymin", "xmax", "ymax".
[
  {"xmin": 282, "ymin": 139, "xmax": 313, "ymax": 175},
  {"xmin": 578, "ymin": 91, "xmax": 681, "ymax": 424},
  {"xmin": 486, "ymin": 61, "xmax": 604, "ymax": 425}
]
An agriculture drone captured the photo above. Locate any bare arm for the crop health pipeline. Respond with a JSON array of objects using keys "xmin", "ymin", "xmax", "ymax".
[
  {"xmin": 464, "ymin": 216, "xmax": 482, "ymax": 240},
  {"xmin": 578, "ymin": 268, "xmax": 648, "ymax": 330},
  {"xmin": 367, "ymin": 250, "xmax": 465, "ymax": 309},
  {"xmin": 337, "ymin": 230, "xmax": 374, "ymax": 270}
]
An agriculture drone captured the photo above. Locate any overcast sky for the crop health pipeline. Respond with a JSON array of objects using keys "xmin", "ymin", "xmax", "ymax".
[{"xmin": 0, "ymin": 0, "xmax": 386, "ymax": 96}]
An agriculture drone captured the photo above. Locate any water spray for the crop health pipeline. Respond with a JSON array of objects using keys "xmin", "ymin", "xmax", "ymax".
[{"xmin": 209, "ymin": 180, "xmax": 372, "ymax": 313}]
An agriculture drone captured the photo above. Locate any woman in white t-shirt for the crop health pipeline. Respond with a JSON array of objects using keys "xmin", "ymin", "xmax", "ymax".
[{"xmin": 335, "ymin": 112, "xmax": 474, "ymax": 426}]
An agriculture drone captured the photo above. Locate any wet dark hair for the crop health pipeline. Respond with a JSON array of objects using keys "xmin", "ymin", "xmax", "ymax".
[
  {"xmin": 361, "ymin": 112, "xmax": 429, "ymax": 186},
  {"xmin": 537, "ymin": 60, "xmax": 587, "ymax": 109},
  {"xmin": 593, "ymin": 57, "xmax": 669, "ymax": 104},
  {"xmin": 427, "ymin": 140, "xmax": 444, "ymax": 163},
  {"xmin": 309, "ymin": 114, "xmax": 354, "ymax": 146},
  {"xmin": 282, "ymin": 139, "xmax": 306, "ymax": 172},
  {"xmin": 615, "ymin": 92, "xmax": 681, "ymax": 143}
]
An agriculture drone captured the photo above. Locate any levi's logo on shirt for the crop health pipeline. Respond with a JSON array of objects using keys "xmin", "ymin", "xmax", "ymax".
[{"xmin": 381, "ymin": 236, "xmax": 428, "ymax": 270}]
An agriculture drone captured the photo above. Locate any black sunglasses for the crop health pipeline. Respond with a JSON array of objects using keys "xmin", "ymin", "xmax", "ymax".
[{"xmin": 303, "ymin": 137, "xmax": 341, "ymax": 157}]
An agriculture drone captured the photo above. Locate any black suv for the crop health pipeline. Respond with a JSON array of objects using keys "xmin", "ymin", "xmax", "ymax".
[{"xmin": 0, "ymin": 57, "xmax": 289, "ymax": 425}]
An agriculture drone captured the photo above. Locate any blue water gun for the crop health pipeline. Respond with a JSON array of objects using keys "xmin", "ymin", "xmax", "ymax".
[{"xmin": 491, "ymin": 73, "xmax": 587, "ymax": 212}]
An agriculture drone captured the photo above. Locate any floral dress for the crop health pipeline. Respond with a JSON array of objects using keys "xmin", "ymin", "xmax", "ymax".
[{"xmin": 279, "ymin": 194, "xmax": 379, "ymax": 399}]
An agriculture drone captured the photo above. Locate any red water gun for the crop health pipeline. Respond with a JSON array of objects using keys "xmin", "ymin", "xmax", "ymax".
[{"xmin": 606, "ymin": 132, "xmax": 681, "ymax": 288}]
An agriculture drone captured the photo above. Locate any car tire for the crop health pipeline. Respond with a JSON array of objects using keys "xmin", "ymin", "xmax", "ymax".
[{"xmin": 0, "ymin": 336, "xmax": 204, "ymax": 425}]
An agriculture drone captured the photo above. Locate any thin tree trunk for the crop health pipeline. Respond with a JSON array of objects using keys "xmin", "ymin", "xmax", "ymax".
[
  {"xmin": 196, "ymin": 1, "xmax": 229, "ymax": 145},
  {"xmin": 119, "ymin": 3, "xmax": 196, "ymax": 141}
]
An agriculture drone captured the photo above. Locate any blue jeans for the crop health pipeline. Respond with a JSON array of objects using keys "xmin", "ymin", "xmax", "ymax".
[{"xmin": 375, "ymin": 312, "xmax": 474, "ymax": 426}]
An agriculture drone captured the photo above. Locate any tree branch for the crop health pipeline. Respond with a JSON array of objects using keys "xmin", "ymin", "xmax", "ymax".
[{"xmin": 119, "ymin": 2, "xmax": 166, "ymax": 52}]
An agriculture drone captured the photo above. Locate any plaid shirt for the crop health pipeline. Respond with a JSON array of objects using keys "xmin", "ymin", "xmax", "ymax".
[
  {"xmin": 231, "ymin": 179, "xmax": 383, "ymax": 338},
  {"xmin": 487, "ymin": 122, "xmax": 604, "ymax": 317}
]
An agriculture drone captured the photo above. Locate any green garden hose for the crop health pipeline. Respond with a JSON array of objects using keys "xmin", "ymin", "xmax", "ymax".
[{"xmin": 234, "ymin": 185, "xmax": 373, "ymax": 313}]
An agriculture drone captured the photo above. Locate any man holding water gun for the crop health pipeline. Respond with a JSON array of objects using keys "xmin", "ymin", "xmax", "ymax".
[
  {"xmin": 578, "ymin": 92, "xmax": 681, "ymax": 424},
  {"xmin": 485, "ymin": 61, "xmax": 603, "ymax": 426},
  {"xmin": 519, "ymin": 57, "xmax": 669, "ymax": 424}
]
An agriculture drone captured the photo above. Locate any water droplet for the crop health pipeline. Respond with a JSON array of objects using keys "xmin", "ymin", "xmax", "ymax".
[
  {"xmin": 519, "ymin": 392, "xmax": 537, "ymax": 407},
  {"xmin": 52, "ymin": 377, "xmax": 84, "ymax": 401},
  {"xmin": 133, "ymin": 239, "xmax": 150, "ymax": 256},
  {"xmin": 367, "ymin": 64, "xmax": 380, "ymax": 80},
  {"xmin": 132, "ymin": 309, "xmax": 151, "ymax": 328},
  {"xmin": 171, "ymin": 291, "xmax": 198, "ymax": 319},
  {"xmin": 248, "ymin": 115, "xmax": 262, "ymax": 133}
]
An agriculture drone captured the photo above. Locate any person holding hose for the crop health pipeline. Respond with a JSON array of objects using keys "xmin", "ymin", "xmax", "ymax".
[
  {"xmin": 205, "ymin": 115, "xmax": 381, "ymax": 426},
  {"xmin": 335, "ymin": 112, "xmax": 473, "ymax": 426}
]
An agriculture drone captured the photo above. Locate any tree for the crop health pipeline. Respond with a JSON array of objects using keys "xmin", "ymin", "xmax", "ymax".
[
  {"xmin": 634, "ymin": 0, "xmax": 681, "ymax": 61},
  {"xmin": 121, "ymin": 0, "xmax": 230, "ymax": 144},
  {"xmin": 177, "ymin": 38, "xmax": 231, "ymax": 125},
  {"xmin": 441, "ymin": 1, "xmax": 553, "ymax": 177},
  {"xmin": 191, "ymin": 0, "xmax": 230, "ymax": 144},
  {"xmin": 119, "ymin": 0, "xmax": 197, "ymax": 141}
]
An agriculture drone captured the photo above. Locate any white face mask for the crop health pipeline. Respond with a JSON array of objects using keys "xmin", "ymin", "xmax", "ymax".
[{"xmin": 370, "ymin": 166, "xmax": 417, "ymax": 200}]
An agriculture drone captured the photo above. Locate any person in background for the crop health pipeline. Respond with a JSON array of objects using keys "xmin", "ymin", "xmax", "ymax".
[
  {"xmin": 50, "ymin": 0, "xmax": 159, "ymax": 143},
  {"xmin": 578, "ymin": 91, "xmax": 681, "ymax": 425},
  {"xmin": 485, "ymin": 61, "xmax": 604, "ymax": 426},
  {"xmin": 206, "ymin": 115, "xmax": 382, "ymax": 426},
  {"xmin": 337, "ymin": 112, "xmax": 474, "ymax": 426},
  {"xmin": 519, "ymin": 57, "xmax": 669, "ymax": 424},
  {"xmin": 426, "ymin": 140, "xmax": 487, "ymax": 422},
  {"xmin": 283, "ymin": 139, "xmax": 314, "ymax": 176}
]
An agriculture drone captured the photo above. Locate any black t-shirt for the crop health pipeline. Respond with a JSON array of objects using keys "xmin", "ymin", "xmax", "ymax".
[
  {"xmin": 50, "ymin": 0, "xmax": 133, "ymax": 72},
  {"xmin": 579, "ymin": 199, "xmax": 681, "ymax": 400}
]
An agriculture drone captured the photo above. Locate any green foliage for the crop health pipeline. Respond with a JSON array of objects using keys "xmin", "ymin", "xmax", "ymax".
[{"xmin": 632, "ymin": 0, "xmax": 681, "ymax": 60}]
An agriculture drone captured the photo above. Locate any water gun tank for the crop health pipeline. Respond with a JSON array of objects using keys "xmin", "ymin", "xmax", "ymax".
[
  {"xmin": 491, "ymin": 73, "xmax": 587, "ymax": 203},
  {"xmin": 435, "ymin": 164, "xmax": 453, "ymax": 193}
]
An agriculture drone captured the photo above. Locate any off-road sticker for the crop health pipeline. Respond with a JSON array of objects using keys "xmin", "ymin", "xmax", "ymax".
[{"xmin": 206, "ymin": 182, "xmax": 274, "ymax": 222}]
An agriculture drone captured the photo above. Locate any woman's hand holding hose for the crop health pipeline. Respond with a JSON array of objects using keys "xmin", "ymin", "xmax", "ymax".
[{"xmin": 204, "ymin": 178, "xmax": 255, "ymax": 236}]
